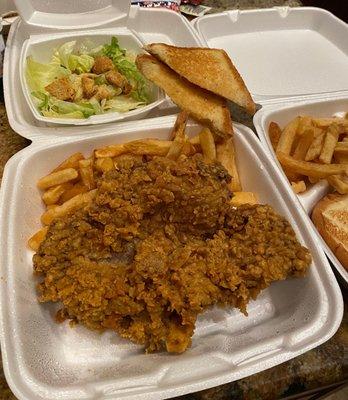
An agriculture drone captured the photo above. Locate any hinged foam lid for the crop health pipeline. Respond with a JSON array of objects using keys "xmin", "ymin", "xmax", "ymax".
[
  {"xmin": 13, "ymin": 0, "xmax": 130, "ymax": 29},
  {"xmin": 194, "ymin": 7, "xmax": 348, "ymax": 104}
]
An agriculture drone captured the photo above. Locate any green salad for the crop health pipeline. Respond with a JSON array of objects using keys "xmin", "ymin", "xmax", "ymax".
[{"xmin": 26, "ymin": 37, "xmax": 151, "ymax": 119}]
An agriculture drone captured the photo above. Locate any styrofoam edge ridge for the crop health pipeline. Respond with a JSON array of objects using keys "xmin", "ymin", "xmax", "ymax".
[
  {"xmin": 14, "ymin": 0, "xmax": 131, "ymax": 29},
  {"xmin": 0, "ymin": 121, "xmax": 343, "ymax": 400},
  {"xmin": 193, "ymin": 6, "xmax": 347, "ymax": 39}
]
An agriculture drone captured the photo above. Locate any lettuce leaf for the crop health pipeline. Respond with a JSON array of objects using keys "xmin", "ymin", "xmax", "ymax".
[
  {"xmin": 26, "ymin": 57, "xmax": 68, "ymax": 93},
  {"xmin": 27, "ymin": 37, "xmax": 150, "ymax": 119},
  {"xmin": 52, "ymin": 41, "xmax": 94, "ymax": 74},
  {"xmin": 68, "ymin": 54, "xmax": 94, "ymax": 74},
  {"xmin": 102, "ymin": 37, "xmax": 150, "ymax": 103},
  {"xmin": 31, "ymin": 91, "xmax": 99, "ymax": 119},
  {"xmin": 103, "ymin": 95, "xmax": 145, "ymax": 113}
]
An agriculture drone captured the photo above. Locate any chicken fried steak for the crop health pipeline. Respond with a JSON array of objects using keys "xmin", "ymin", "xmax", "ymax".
[{"xmin": 33, "ymin": 154, "xmax": 311, "ymax": 353}]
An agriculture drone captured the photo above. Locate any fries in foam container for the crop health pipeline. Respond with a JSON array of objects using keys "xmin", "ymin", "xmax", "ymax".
[{"xmin": 255, "ymin": 97, "xmax": 348, "ymax": 285}]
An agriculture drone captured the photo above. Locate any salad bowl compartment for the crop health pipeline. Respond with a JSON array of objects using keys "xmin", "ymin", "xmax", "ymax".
[
  {"xmin": 20, "ymin": 29, "xmax": 165, "ymax": 125},
  {"xmin": 5, "ymin": 1, "xmax": 202, "ymax": 139}
]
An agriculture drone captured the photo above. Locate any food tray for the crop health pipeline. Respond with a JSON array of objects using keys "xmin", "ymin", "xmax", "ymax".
[
  {"xmin": 4, "ymin": 1, "xmax": 202, "ymax": 140},
  {"xmin": 193, "ymin": 7, "xmax": 348, "ymax": 283},
  {"xmin": 253, "ymin": 97, "xmax": 348, "ymax": 285},
  {"xmin": 0, "ymin": 115, "xmax": 343, "ymax": 400},
  {"xmin": 0, "ymin": 3, "xmax": 345, "ymax": 399},
  {"xmin": 19, "ymin": 29, "xmax": 166, "ymax": 126}
]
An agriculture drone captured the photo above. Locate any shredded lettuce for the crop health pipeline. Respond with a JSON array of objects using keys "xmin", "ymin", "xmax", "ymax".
[
  {"xmin": 26, "ymin": 57, "xmax": 68, "ymax": 93},
  {"xmin": 94, "ymin": 74, "xmax": 107, "ymax": 85},
  {"xmin": 32, "ymin": 91, "xmax": 99, "ymax": 119},
  {"xmin": 52, "ymin": 41, "xmax": 94, "ymax": 74},
  {"xmin": 102, "ymin": 37, "xmax": 150, "ymax": 103},
  {"xmin": 103, "ymin": 95, "xmax": 146, "ymax": 113},
  {"xmin": 26, "ymin": 37, "xmax": 151, "ymax": 120}
]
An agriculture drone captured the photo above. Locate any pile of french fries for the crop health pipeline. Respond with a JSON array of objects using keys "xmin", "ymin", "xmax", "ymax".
[
  {"xmin": 269, "ymin": 114, "xmax": 348, "ymax": 194},
  {"xmin": 28, "ymin": 112, "xmax": 258, "ymax": 251}
]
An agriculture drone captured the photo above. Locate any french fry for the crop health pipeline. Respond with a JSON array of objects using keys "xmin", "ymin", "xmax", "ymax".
[
  {"xmin": 95, "ymin": 157, "xmax": 114, "ymax": 173},
  {"xmin": 37, "ymin": 168, "xmax": 78, "ymax": 190},
  {"xmin": 52, "ymin": 152, "xmax": 85, "ymax": 173},
  {"xmin": 283, "ymin": 168, "xmax": 302, "ymax": 182},
  {"xmin": 41, "ymin": 189, "xmax": 97, "ymax": 225},
  {"xmin": 305, "ymin": 130, "xmax": 325, "ymax": 161},
  {"xmin": 166, "ymin": 141, "xmax": 184, "ymax": 160},
  {"xmin": 334, "ymin": 152, "xmax": 348, "ymax": 164},
  {"xmin": 291, "ymin": 180, "xmax": 307, "ymax": 194},
  {"xmin": 95, "ymin": 144, "xmax": 126, "ymax": 158},
  {"xmin": 230, "ymin": 191, "xmax": 258, "ymax": 206},
  {"xmin": 276, "ymin": 116, "xmax": 301, "ymax": 155},
  {"xmin": 292, "ymin": 128, "xmax": 315, "ymax": 160},
  {"xmin": 319, "ymin": 124, "xmax": 340, "ymax": 164},
  {"xmin": 199, "ymin": 128, "xmax": 216, "ymax": 163},
  {"xmin": 189, "ymin": 135, "xmax": 200, "ymax": 146},
  {"xmin": 297, "ymin": 116, "xmax": 313, "ymax": 136},
  {"xmin": 312, "ymin": 117, "xmax": 348, "ymax": 129},
  {"xmin": 327, "ymin": 174, "xmax": 348, "ymax": 194},
  {"xmin": 60, "ymin": 183, "xmax": 89, "ymax": 203},
  {"xmin": 182, "ymin": 141, "xmax": 196, "ymax": 156},
  {"xmin": 170, "ymin": 111, "xmax": 189, "ymax": 141},
  {"xmin": 124, "ymin": 139, "xmax": 172, "ymax": 156},
  {"xmin": 308, "ymin": 176, "xmax": 320, "ymax": 184},
  {"xmin": 268, "ymin": 121, "xmax": 282, "ymax": 151},
  {"xmin": 277, "ymin": 152, "xmax": 348, "ymax": 179},
  {"xmin": 216, "ymin": 137, "xmax": 242, "ymax": 192},
  {"xmin": 42, "ymin": 182, "xmax": 73, "ymax": 205},
  {"xmin": 46, "ymin": 204, "xmax": 59, "ymax": 210},
  {"xmin": 28, "ymin": 227, "xmax": 48, "ymax": 251},
  {"xmin": 334, "ymin": 141, "xmax": 348, "ymax": 155},
  {"xmin": 79, "ymin": 158, "xmax": 95, "ymax": 189}
]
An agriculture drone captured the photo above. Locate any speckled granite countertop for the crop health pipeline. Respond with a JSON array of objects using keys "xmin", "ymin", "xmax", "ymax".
[{"xmin": 1, "ymin": 1, "xmax": 347, "ymax": 399}]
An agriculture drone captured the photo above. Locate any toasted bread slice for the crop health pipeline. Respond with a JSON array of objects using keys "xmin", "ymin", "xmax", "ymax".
[
  {"xmin": 312, "ymin": 192, "xmax": 348, "ymax": 269},
  {"xmin": 136, "ymin": 54, "xmax": 233, "ymax": 137},
  {"xmin": 145, "ymin": 43, "xmax": 256, "ymax": 115}
]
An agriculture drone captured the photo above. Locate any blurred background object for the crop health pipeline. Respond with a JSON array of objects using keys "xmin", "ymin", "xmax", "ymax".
[
  {"xmin": 301, "ymin": 0, "xmax": 347, "ymax": 21},
  {"xmin": 0, "ymin": 0, "xmax": 15, "ymax": 15}
]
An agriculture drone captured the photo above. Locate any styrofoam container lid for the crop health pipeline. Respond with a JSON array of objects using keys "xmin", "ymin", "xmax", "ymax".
[
  {"xmin": 193, "ymin": 7, "xmax": 348, "ymax": 105},
  {"xmin": 0, "ymin": 116, "xmax": 343, "ymax": 400},
  {"xmin": 14, "ymin": 0, "xmax": 130, "ymax": 29}
]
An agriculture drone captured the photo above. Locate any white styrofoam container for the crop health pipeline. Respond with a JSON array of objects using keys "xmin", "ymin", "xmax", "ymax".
[
  {"xmin": 4, "ymin": 3, "xmax": 203, "ymax": 140},
  {"xmin": 193, "ymin": 7, "xmax": 348, "ymax": 105},
  {"xmin": 20, "ymin": 29, "xmax": 166, "ymax": 126},
  {"xmin": 0, "ymin": 3, "xmax": 345, "ymax": 400},
  {"xmin": 0, "ymin": 116, "xmax": 343, "ymax": 400},
  {"xmin": 253, "ymin": 97, "xmax": 348, "ymax": 285},
  {"xmin": 193, "ymin": 7, "xmax": 348, "ymax": 284}
]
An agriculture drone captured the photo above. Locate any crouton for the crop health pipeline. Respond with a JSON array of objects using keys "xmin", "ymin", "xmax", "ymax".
[
  {"xmin": 105, "ymin": 70, "xmax": 127, "ymax": 87},
  {"xmin": 81, "ymin": 76, "xmax": 97, "ymax": 99},
  {"xmin": 95, "ymin": 85, "xmax": 114, "ymax": 101},
  {"xmin": 92, "ymin": 56, "xmax": 114, "ymax": 74},
  {"xmin": 45, "ymin": 77, "xmax": 75, "ymax": 101},
  {"xmin": 105, "ymin": 70, "xmax": 132, "ymax": 95}
]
